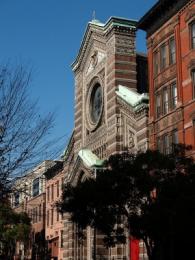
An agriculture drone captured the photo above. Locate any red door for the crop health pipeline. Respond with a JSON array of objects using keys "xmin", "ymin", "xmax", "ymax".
[{"xmin": 130, "ymin": 238, "xmax": 139, "ymax": 260}]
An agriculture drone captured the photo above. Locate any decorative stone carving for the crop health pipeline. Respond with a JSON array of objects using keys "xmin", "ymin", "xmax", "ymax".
[
  {"xmin": 85, "ymin": 125, "xmax": 107, "ymax": 145},
  {"xmin": 128, "ymin": 130, "xmax": 135, "ymax": 148},
  {"xmin": 86, "ymin": 50, "xmax": 106, "ymax": 75}
]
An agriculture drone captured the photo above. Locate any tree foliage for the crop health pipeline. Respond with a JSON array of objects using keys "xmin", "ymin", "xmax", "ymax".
[
  {"xmin": 58, "ymin": 147, "xmax": 195, "ymax": 260},
  {"xmin": 0, "ymin": 200, "xmax": 31, "ymax": 259}
]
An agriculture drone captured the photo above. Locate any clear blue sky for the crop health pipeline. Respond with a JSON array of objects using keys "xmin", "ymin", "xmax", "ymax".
[{"xmin": 0, "ymin": 0, "xmax": 157, "ymax": 154}]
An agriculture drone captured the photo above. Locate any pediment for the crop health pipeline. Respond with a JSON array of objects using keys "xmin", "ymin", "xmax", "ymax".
[
  {"xmin": 72, "ymin": 21, "xmax": 105, "ymax": 72},
  {"xmin": 72, "ymin": 17, "xmax": 137, "ymax": 72}
]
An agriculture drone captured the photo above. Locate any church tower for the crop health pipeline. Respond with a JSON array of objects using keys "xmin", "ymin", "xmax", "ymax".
[
  {"xmin": 63, "ymin": 17, "xmax": 149, "ymax": 260},
  {"xmin": 72, "ymin": 17, "xmax": 146, "ymax": 158}
]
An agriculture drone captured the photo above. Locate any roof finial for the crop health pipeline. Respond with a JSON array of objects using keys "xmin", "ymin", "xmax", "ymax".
[{"xmin": 92, "ymin": 10, "xmax": 96, "ymax": 21}]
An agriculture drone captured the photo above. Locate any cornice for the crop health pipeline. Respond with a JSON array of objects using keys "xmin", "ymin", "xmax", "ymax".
[
  {"xmin": 138, "ymin": 0, "xmax": 191, "ymax": 37},
  {"xmin": 72, "ymin": 17, "xmax": 137, "ymax": 73}
]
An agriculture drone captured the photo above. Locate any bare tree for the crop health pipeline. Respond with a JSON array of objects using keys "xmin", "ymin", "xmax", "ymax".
[{"xmin": 0, "ymin": 64, "xmax": 56, "ymax": 193}]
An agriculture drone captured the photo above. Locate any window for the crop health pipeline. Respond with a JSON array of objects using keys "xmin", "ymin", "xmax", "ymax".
[
  {"xmin": 170, "ymin": 130, "xmax": 178, "ymax": 154},
  {"xmin": 32, "ymin": 178, "xmax": 39, "ymax": 197},
  {"xmin": 171, "ymin": 82, "xmax": 177, "ymax": 109},
  {"xmin": 163, "ymin": 88, "xmax": 168, "ymax": 114},
  {"xmin": 30, "ymin": 209, "xmax": 33, "ymax": 221},
  {"xmin": 156, "ymin": 94, "xmax": 161, "ymax": 118},
  {"xmin": 192, "ymin": 69, "xmax": 195, "ymax": 99},
  {"xmin": 61, "ymin": 177, "xmax": 64, "ymax": 190},
  {"xmin": 56, "ymin": 209, "xmax": 59, "ymax": 222},
  {"xmin": 153, "ymin": 51, "xmax": 158, "ymax": 76},
  {"xmin": 47, "ymin": 210, "xmax": 49, "ymax": 226},
  {"xmin": 47, "ymin": 186, "xmax": 50, "ymax": 202},
  {"xmin": 162, "ymin": 134, "xmax": 169, "ymax": 155},
  {"xmin": 192, "ymin": 119, "xmax": 195, "ymax": 148},
  {"xmin": 160, "ymin": 44, "xmax": 166, "ymax": 69},
  {"xmin": 51, "ymin": 184, "xmax": 54, "ymax": 201},
  {"xmin": 39, "ymin": 204, "xmax": 42, "ymax": 222},
  {"xmin": 51, "ymin": 209, "xmax": 54, "ymax": 226},
  {"xmin": 57, "ymin": 181, "xmax": 59, "ymax": 197},
  {"xmin": 60, "ymin": 230, "xmax": 64, "ymax": 248},
  {"xmin": 172, "ymin": 129, "xmax": 178, "ymax": 145},
  {"xmin": 156, "ymin": 137, "xmax": 161, "ymax": 152},
  {"xmin": 169, "ymin": 37, "xmax": 176, "ymax": 64},
  {"xmin": 191, "ymin": 22, "xmax": 195, "ymax": 49},
  {"xmin": 32, "ymin": 208, "xmax": 36, "ymax": 223},
  {"xmin": 14, "ymin": 192, "xmax": 20, "ymax": 207},
  {"xmin": 35, "ymin": 207, "xmax": 38, "ymax": 223}
]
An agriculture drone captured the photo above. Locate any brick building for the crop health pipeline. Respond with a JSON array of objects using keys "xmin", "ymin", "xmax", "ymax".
[
  {"xmin": 62, "ymin": 17, "xmax": 149, "ymax": 260},
  {"xmin": 138, "ymin": 0, "xmax": 195, "ymax": 155},
  {"xmin": 12, "ymin": 160, "xmax": 63, "ymax": 260},
  {"xmin": 45, "ymin": 161, "xmax": 64, "ymax": 260}
]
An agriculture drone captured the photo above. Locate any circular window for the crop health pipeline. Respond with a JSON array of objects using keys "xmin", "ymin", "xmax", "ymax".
[{"xmin": 90, "ymin": 83, "xmax": 102, "ymax": 124}]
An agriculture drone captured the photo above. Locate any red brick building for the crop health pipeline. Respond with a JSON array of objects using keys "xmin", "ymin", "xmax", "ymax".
[
  {"xmin": 139, "ymin": 0, "xmax": 195, "ymax": 155},
  {"xmin": 45, "ymin": 161, "xmax": 64, "ymax": 260},
  {"xmin": 12, "ymin": 161, "xmax": 49, "ymax": 260},
  {"xmin": 12, "ymin": 160, "xmax": 63, "ymax": 260}
]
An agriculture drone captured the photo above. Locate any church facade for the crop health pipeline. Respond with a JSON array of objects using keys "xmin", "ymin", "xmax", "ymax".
[{"xmin": 62, "ymin": 17, "xmax": 149, "ymax": 260}]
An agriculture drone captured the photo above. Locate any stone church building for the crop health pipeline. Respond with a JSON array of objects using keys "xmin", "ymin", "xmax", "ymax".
[{"xmin": 62, "ymin": 17, "xmax": 149, "ymax": 260}]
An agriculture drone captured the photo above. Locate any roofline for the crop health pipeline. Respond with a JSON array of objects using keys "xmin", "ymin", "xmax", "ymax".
[
  {"xmin": 138, "ymin": 0, "xmax": 191, "ymax": 34},
  {"xmin": 138, "ymin": 0, "xmax": 164, "ymax": 30},
  {"xmin": 71, "ymin": 16, "xmax": 137, "ymax": 71},
  {"xmin": 136, "ymin": 51, "xmax": 147, "ymax": 58}
]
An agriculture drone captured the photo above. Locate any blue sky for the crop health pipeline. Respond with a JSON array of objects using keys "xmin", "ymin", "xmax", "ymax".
[{"xmin": 0, "ymin": 0, "xmax": 157, "ymax": 155}]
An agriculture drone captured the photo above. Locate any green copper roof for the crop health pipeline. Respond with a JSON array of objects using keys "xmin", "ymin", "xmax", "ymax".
[
  {"xmin": 89, "ymin": 19, "xmax": 104, "ymax": 27},
  {"xmin": 116, "ymin": 85, "xmax": 149, "ymax": 108},
  {"xmin": 89, "ymin": 17, "xmax": 137, "ymax": 29},
  {"xmin": 104, "ymin": 17, "xmax": 137, "ymax": 30},
  {"xmin": 78, "ymin": 149, "xmax": 105, "ymax": 168}
]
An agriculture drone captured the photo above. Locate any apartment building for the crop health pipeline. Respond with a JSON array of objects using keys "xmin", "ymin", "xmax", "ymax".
[
  {"xmin": 12, "ymin": 160, "xmax": 63, "ymax": 260},
  {"xmin": 45, "ymin": 161, "xmax": 64, "ymax": 260},
  {"xmin": 138, "ymin": 0, "xmax": 195, "ymax": 156}
]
